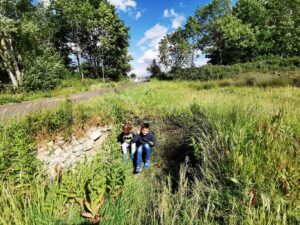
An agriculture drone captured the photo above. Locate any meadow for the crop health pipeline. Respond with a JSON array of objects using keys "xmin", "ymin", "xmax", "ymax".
[{"xmin": 0, "ymin": 76, "xmax": 299, "ymax": 224}]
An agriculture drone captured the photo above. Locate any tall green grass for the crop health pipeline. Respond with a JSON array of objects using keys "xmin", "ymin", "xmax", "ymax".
[{"xmin": 0, "ymin": 79, "xmax": 299, "ymax": 224}]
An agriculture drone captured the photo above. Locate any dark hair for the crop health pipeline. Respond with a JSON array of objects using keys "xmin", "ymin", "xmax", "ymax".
[{"xmin": 141, "ymin": 123, "xmax": 150, "ymax": 129}]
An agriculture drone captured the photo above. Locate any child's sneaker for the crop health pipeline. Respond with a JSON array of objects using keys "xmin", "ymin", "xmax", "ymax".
[
  {"xmin": 144, "ymin": 161, "xmax": 150, "ymax": 169},
  {"xmin": 134, "ymin": 166, "xmax": 141, "ymax": 174}
]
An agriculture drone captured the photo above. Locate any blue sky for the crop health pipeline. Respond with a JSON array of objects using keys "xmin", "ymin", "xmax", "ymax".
[{"xmin": 110, "ymin": 0, "xmax": 213, "ymax": 76}]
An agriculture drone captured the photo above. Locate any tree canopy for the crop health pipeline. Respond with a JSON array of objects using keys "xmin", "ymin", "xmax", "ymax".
[
  {"xmin": 0, "ymin": 0, "xmax": 131, "ymax": 90},
  {"xmin": 159, "ymin": 0, "xmax": 300, "ymax": 70}
]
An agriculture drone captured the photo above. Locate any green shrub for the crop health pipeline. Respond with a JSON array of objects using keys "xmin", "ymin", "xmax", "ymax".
[
  {"xmin": 163, "ymin": 57, "xmax": 300, "ymax": 81},
  {"xmin": 22, "ymin": 49, "xmax": 67, "ymax": 92}
]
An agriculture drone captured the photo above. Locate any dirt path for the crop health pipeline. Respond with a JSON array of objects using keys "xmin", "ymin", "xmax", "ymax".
[{"xmin": 0, "ymin": 82, "xmax": 143, "ymax": 119}]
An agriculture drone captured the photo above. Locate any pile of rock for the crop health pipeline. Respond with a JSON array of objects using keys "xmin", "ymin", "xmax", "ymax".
[{"xmin": 36, "ymin": 126, "xmax": 111, "ymax": 177}]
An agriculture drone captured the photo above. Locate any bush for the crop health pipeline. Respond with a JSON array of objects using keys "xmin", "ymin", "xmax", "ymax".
[
  {"xmin": 163, "ymin": 57, "xmax": 300, "ymax": 81},
  {"xmin": 22, "ymin": 49, "xmax": 67, "ymax": 92}
]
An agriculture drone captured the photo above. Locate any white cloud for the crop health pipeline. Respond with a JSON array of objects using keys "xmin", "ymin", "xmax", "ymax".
[
  {"xmin": 137, "ymin": 24, "xmax": 168, "ymax": 47},
  {"xmin": 135, "ymin": 11, "xmax": 142, "ymax": 20},
  {"xmin": 179, "ymin": 2, "xmax": 186, "ymax": 8},
  {"xmin": 133, "ymin": 24, "xmax": 168, "ymax": 76},
  {"xmin": 194, "ymin": 51, "xmax": 209, "ymax": 66},
  {"xmin": 137, "ymin": 49, "xmax": 159, "ymax": 64},
  {"xmin": 108, "ymin": 0, "xmax": 137, "ymax": 12},
  {"xmin": 163, "ymin": 9, "xmax": 178, "ymax": 18},
  {"xmin": 163, "ymin": 8, "xmax": 185, "ymax": 29},
  {"xmin": 140, "ymin": 46, "xmax": 147, "ymax": 51},
  {"xmin": 131, "ymin": 64, "xmax": 148, "ymax": 77},
  {"xmin": 172, "ymin": 15, "xmax": 185, "ymax": 29},
  {"xmin": 132, "ymin": 48, "xmax": 160, "ymax": 77}
]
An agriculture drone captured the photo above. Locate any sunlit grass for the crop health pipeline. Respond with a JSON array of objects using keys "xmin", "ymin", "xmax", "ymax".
[{"xmin": 0, "ymin": 78, "xmax": 299, "ymax": 224}]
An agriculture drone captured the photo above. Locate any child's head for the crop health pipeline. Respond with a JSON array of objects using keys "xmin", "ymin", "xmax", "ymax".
[
  {"xmin": 122, "ymin": 124, "xmax": 132, "ymax": 134},
  {"xmin": 141, "ymin": 123, "xmax": 150, "ymax": 136}
]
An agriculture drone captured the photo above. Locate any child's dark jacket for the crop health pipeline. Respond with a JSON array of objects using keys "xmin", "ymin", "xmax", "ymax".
[{"xmin": 133, "ymin": 132, "xmax": 156, "ymax": 147}]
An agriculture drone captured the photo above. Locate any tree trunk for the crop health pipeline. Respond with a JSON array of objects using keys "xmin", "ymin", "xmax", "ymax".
[
  {"xmin": 6, "ymin": 37, "xmax": 22, "ymax": 82},
  {"xmin": 101, "ymin": 59, "xmax": 105, "ymax": 83},
  {"xmin": 0, "ymin": 36, "xmax": 21, "ymax": 89},
  {"xmin": 6, "ymin": 68, "xmax": 18, "ymax": 90},
  {"xmin": 76, "ymin": 50, "xmax": 84, "ymax": 80},
  {"xmin": 94, "ymin": 58, "xmax": 99, "ymax": 78}
]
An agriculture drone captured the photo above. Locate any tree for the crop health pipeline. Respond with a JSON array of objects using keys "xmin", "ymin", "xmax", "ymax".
[
  {"xmin": 265, "ymin": 0, "xmax": 300, "ymax": 57},
  {"xmin": 159, "ymin": 29, "xmax": 193, "ymax": 71},
  {"xmin": 185, "ymin": 16, "xmax": 201, "ymax": 67},
  {"xmin": 158, "ymin": 0, "xmax": 300, "ymax": 68},
  {"xmin": 0, "ymin": 0, "xmax": 63, "ymax": 90},
  {"xmin": 50, "ymin": 0, "xmax": 131, "ymax": 81},
  {"xmin": 50, "ymin": 0, "xmax": 95, "ymax": 80},
  {"xmin": 86, "ymin": 2, "xmax": 131, "ymax": 81},
  {"xmin": 0, "ymin": 0, "xmax": 27, "ymax": 89},
  {"xmin": 158, "ymin": 36, "xmax": 170, "ymax": 70},
  {"xmin": 130, "ymin": 73, "xmax": 137, "ymax": 79},
  {"xmin": 234, "ymin": 0, "xmax": 300, "ymax": 57},
  {"xmin": 146, "ymin": 59, "xmax": 162, "ymax": 78},
  {"xmin": 204, "ymin": 13, "xmax": 256, "ymax": 64}
]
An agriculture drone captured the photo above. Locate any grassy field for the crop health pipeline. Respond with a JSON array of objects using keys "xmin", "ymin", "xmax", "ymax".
[
  {"xmin": 0, "ymin": 77, "xmax": 128, "ymax": 105},
  {"xmin": 0, "ymin": 76, "xmax": 299, "ymax": 224}
]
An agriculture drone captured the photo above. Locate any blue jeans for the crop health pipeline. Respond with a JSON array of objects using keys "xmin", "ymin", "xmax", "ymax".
[{"xmin": 136, "ymin": 144, "xmax": 152, "ymax": 170}]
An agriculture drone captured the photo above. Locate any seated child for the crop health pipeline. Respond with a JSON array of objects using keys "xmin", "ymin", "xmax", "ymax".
[
  {"xmin": 117, "ymin": 124, "xmax": 136, "ymax": 162},
  {"xmin": 132, "ymin": 123, "xmax": 156, "ymax": 173}
]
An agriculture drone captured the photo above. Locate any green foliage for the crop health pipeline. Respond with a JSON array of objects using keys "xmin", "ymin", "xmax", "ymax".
[
  {"xmin": 159, "ymin": 29, "xmax": 193, "ymax": 70},
  {"xmin": 130, "ymin": 73, "xmax": 137, "ymax": 79},
  {"xmin": 21, "ymin": 47, "xmax": 66, "ymax": 91},
  {"xmin": 159, "ymin": 0, "xmax": 300, "ymax": 67},
  {"xmin": 205, "ymin": 13, "xmax": 256, "ymax": 64},
  {"xmin": 164, "ymin": 57, "xmax": 300, "ymax": 81},
  {"xmin": 50, "ymin": 0, "xmax": 131, "ymax": 81},
  {"xmin": 41, "ymin": 101, "xmax": 74, "ymax": 132},
  {"xmin": 0, "ymin": 0, "xmax": 67, "ymax": 90},
  {"xmin": 0, "ymin": 0, "xmax": 130, "ymax": 90}
]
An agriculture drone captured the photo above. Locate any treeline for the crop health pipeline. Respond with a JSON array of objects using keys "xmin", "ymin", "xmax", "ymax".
[
  {"xmin": 0, "ymin": 0, "xmax": 131, "ymax": 91},
  {"xmin": 151, "ymin": 0, "xmax": 300, "ymax": 79}
]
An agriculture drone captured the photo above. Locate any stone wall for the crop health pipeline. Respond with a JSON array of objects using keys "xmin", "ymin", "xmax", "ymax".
[{"xmin": 36, "ymin": 126, "xmax": 111, "ymax": 177}]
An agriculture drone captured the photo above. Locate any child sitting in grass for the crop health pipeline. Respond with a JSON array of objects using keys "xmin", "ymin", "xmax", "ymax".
[
  {"xmin": 133, "ymin": 123, "xmax": 156, "ymax": 173},
  {"xmin": 117, "ymin": 124, "xmax": 136, "ymax": 163}
]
